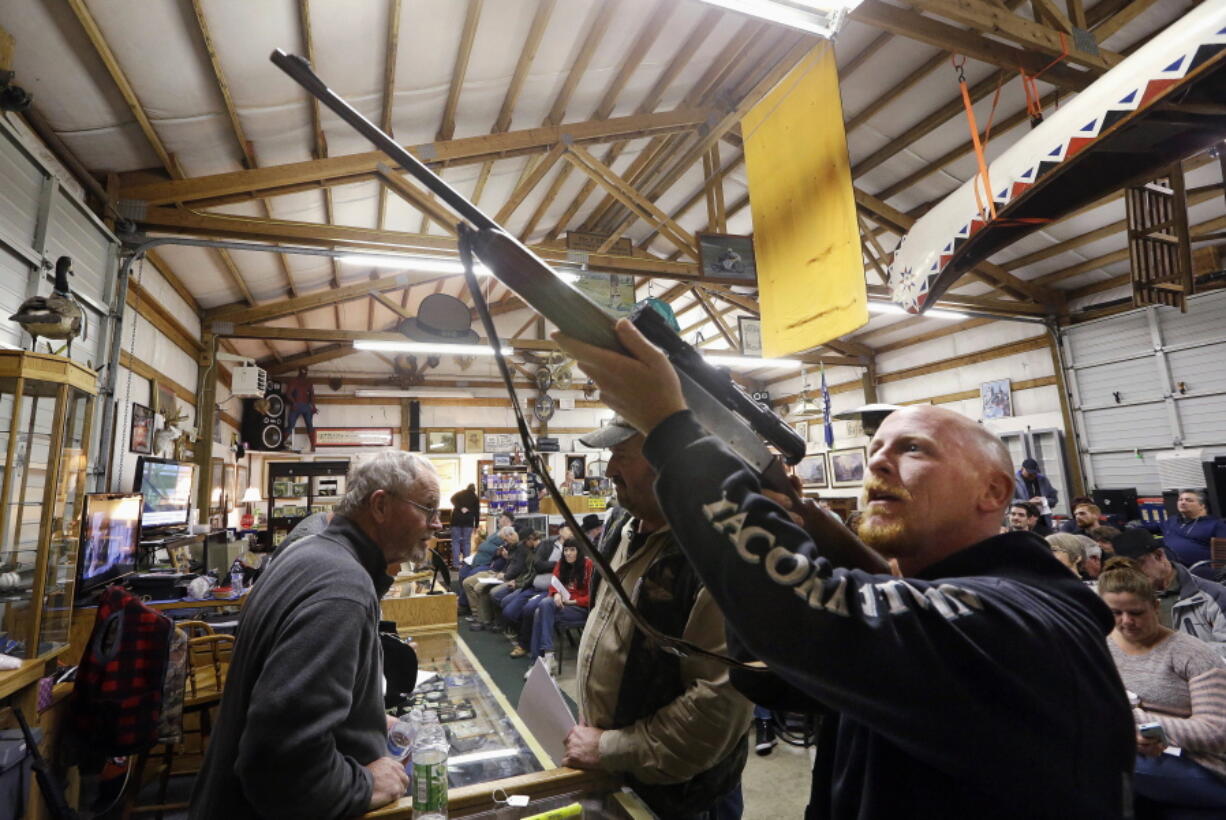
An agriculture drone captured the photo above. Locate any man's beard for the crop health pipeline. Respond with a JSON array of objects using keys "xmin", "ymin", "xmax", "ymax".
[{"xmin": 858, "ymin": 477, "xmax": 917, "ymax": 559}]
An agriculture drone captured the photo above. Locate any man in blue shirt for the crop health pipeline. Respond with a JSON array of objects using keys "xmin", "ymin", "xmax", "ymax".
[{"xmin": 1145, "ymin": 489, "xmax": 1226, "ymax": 571}]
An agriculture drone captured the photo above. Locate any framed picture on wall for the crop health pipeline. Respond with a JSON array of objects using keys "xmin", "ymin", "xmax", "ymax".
[
  {"xmin": 152, "ymin": 380, "xmax": 178, "ymax": 420},
  {"xmin": 794, "ymin": 452, "xmax": 828, "ymax": 488},
  {"xmin": 464, "ymin": 429, "xmax": 484, "ymax": 453},
  {"xmin": 696, "ymin": 233, "xmax": 757, "ymax": 281},
  {"xmin": 565, "ymin": 455, "xmax": 587, "ymax": 481},
  {"xmin": 794, "ymin": 420, "xmax": 809, "ymax": 443},
  {"xmin": 739, "ymin": 316, "xmax": 763, "ymax": 357},
  {"xmin": 130, "ymin": 403, "xmax": 153, "ymax": 454},
  {"xmin": 830, "ymin": 448, "xmax": 867, "ymax": 487},
  {"xmin": 981, "ymin": 379, "xmax": 1013, "ymax": 419},
  {"xmin": 426, "ymin": 430, "xmax": 457, "ymax": 454}
]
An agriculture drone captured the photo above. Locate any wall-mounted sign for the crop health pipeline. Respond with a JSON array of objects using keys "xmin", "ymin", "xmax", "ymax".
[
  {"xmin": 314, "ymin": 427, "xmax": 395, "ymax": 447},
  {"xmin": 566, "ymin": 231, "xmax": 633, "ymax": 255},
  {"xmin": 484, "ymin": 432, "xmax": 518, "ymax": 453}
]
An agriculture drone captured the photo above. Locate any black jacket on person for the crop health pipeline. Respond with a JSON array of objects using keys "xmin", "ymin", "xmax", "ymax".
[
  {"xmin": 190, "ymin": 515, "xmax": 392, "ymax": 819},
  {"xmin": 643, "ymin": 411, "xmax": 1136, "ymax": 820},
  {"xmin": 450, "ymin": 487, "xmax": 480, "ymax": 527}
]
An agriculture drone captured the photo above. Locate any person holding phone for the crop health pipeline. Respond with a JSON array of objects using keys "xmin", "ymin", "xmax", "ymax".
[{"xmin": 1099, "ymin": 557, "xmax": 1226, "ymax": 811}]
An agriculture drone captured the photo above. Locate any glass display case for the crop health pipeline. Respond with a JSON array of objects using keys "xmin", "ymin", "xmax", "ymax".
[
  {"xmin": 398, "ymin": 631, "xmax": 549, "ymax": 788},
  {"xmin": 266, "ymin": 460, "xmax": 348, "ymax": 548},
  {"xmin": 0, "ymin": 351, "xmax": 97, "ymax": 659}
]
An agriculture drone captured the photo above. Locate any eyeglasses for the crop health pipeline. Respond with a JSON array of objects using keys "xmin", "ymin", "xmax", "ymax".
[{"xmin": 392, "ymin": 494, "xmax": 441, "ymax": 521}]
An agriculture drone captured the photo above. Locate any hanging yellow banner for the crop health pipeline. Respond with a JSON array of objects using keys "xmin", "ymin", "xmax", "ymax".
[{"xmin": 742, "ymin": 41, "xmax": 867, "ymax": 357}]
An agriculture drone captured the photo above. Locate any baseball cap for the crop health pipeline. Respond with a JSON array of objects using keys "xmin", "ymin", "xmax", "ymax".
[
  {"xmin": 1021, "ymin": 458, "xmax": 1039, "ymax": 471},
  {"xmin": 579, "ymin": 416, "xmax": 639, "ymax": 449},
  {"xmin": 1111, "ymin": 528, "xmax": 1161, "ymax": 560}
]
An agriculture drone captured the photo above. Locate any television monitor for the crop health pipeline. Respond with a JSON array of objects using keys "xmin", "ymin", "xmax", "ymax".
[
  {"xmin": 77, "ymin": 493, "xmax": 142, "ymax": 595},
  {"xmin": 134, "ymin": 456, "xmax": 195, "ymax": 529},
  {"xmin": 1092, "ymin": 488, "xmax": 1140, "ymax": 523}
]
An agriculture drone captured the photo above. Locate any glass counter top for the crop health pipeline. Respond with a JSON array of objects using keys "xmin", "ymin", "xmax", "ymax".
[{"xmin": 393, "ymin": 630, "xmax": 549, "ymax": 790}]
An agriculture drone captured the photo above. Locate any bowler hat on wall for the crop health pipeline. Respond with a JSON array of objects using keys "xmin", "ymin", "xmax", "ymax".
[{"xmin": 397, "ymin": 293, "xmax": 479, "ymax": 345}]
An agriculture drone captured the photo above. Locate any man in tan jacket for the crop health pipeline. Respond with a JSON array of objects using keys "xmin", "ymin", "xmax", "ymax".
[{"xmin": 565, "ymin": 418, "xmax": 751, "ymax": 818}]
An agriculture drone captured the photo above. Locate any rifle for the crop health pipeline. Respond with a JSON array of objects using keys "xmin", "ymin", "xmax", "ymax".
[
  {"xmin": 269, "ymin": 51, "xmax": 888, "ymax": 659},
  {"xmin": 11, "ymin": 706, "xmax": 78, "ymax": 820}
]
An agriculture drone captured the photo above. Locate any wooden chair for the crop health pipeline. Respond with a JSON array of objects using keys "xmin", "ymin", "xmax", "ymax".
[
  {"xmin": 175, "ymin": 619, "xmax": 215, "ymax": 640},
  {"xmin": 125, "ymin": 633, "xmax": 235, "ymax": 818}
]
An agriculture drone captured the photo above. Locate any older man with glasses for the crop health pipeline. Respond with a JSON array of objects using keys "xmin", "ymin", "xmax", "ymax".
[{"xmin": 192, "ymin": 451, "xmax": 441, "ymax": 819}]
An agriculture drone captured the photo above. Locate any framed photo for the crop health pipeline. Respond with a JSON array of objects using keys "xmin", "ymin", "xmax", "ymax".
[
  {"xmin": 794, "ymin": 420, "xmax": 809, "ymax": 443},
  {"xmin": 830, "ymin": 448, "xmax": 867, "ymax": 487},
  {"xmin": 236, "ymin": 464, "xmax": 249, "ymax": 500},
  {"xmin": 464, "ymin": 429, "xmax": 484, "ymax": 453},
  {"xmin": 566, "ymin": 455, "xmax": 587, "ymax": 481},
  {"xmin": 130, "ymin": 403, "xmax": 153, "ymax": 454},
  {"xmin": 696, "ymin": 233, "xmax": 757, "ymax": 281},
  {"xmin": 428, "ymin": 457, "xmax": 461, "ymax": 498},
  {"xmin": 981, "ymin": 379, "xmax": 1013, "ymax": 419},
  {"xmin": 426, "ymin": 430, "xmax": 457, "ymax": 454},
  {"xmin": 795, "ymin": 453, "xmax": 828, "ymax": 488},
  {"xmin": 739, "ymin": 316, "xmax": 762, "ymax": 357}
]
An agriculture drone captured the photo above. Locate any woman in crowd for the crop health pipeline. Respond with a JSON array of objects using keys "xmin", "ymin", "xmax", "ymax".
[
  {"xmin": 1099, "ymin": 557, "xmax": 1226, "ymax": 813},
  {"xmin": 1046, "ymin": 533, "xmax": 1091, "ymax": 579},
  {"xmin": 510, "ymin": 539, "xmax": 592, "ymax": 675}
]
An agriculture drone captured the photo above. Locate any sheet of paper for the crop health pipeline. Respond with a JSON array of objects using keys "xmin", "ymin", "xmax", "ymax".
[
  {"xmin": 415, "ymin": 670, "xmax": 438, "ymax": 688},
  {"xmin": 550, "ymin": 575, "xmax": 571, "ymax": 602},
  {"xmin": 517, "ymin": 657, "xmax": 576, "ymax": 766},
  {"xmin": 475, "ymin": 576, "xmax": 503, "ymax": 585}
]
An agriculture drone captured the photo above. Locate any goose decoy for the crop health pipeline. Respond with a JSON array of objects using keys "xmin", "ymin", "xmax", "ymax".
[{"xmin": 9, "ymin": 256, "xmax": 84, "ymax": 356}]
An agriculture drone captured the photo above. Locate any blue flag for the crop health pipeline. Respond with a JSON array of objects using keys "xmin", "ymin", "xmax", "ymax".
[{"xmin": 821, "ymin": 364, "xmax": 834, "ymax": 448}]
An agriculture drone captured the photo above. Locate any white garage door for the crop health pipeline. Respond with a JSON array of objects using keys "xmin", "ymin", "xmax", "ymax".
[{"xmin": 1062, "ymin": 290, "xmax": 1226, "ymax": 494}]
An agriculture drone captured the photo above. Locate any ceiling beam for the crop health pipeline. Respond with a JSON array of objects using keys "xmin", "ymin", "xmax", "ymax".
[
  {"xmin": 904, "ymin": 0, "xmax": 1120, "ymax": 71},
  {"xmin": 850, "ymin": 0, "xmax": 1094, "ymax": 90},
  {"xmin": 375, "ymin": 163, "xmax": 459, "ymax": 236},
  {"xmin": 437, "ymin": 0, "xmax": 483, "ymax": 142},
  {"xmin": 118, "ymin": 107, "xmax": 714, "ymax": 207}
]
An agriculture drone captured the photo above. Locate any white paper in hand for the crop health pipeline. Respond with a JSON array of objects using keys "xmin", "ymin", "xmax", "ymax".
[
  {"xmin": 550, "ymin": 575, "xmax": 571, "ymax": 602},
  {"xmin": 517, "ymin": 657, "xmax": 576, "ymax": 766}
]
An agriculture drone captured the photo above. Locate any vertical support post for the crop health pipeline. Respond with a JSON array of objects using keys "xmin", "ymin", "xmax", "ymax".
[
  {"xmin": 400, "ymin": 398, "xmax": 411, "ymax": 451},
  {"xmin": 195, "ymin": 332, "xmax": 218, "ymax": 525},
  {"xmin": 861, "ymin": 359, "xmax": 878, "ymax": 404},
  {"xmin": 1047, "ymin": 329, "xmax": 1086, "ymax": 499}
]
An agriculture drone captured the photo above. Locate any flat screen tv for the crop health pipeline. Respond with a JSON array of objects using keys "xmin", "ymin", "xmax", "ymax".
[
  {"xmin": 134, "ymin": 456, "xmax": 195, "ymax": 529},
  {"xmin": 77, "ymin": 493, "xmax": 142, "ymax": 595}
]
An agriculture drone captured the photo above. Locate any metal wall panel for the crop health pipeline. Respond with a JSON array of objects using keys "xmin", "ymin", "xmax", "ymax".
[
  {"xmin": 1090, "ymin": 451, "xmax": 1163, "ymax": 495},
  {"xmin": 44, "ymin": 193, "xmax": 111, "ymax": 304},
  {"xmin": 1075, "ymin": 357, "xmax": 1163, "ymax": 405},
  {"xmin": 1064, "ymin": 292, "xmax": 1226, "ymax": 494},
  {"xmin": 0, "ymin": 248, "xmax": 32, "ymax": 349},
  {"xmin": 1064, "ymin": 311, "xmax": 1151, "ymax": 364},
  {"xmin": 1159, "ymin": 290, "xmax": 1226, "ymax": 347},
  {"xmin": 1082, "ymin": 402, "xmax": 1174, "ymax": 450},
  {"xmin": 0, "ymin": 128, "xmax": 44, "ymax": 253}
]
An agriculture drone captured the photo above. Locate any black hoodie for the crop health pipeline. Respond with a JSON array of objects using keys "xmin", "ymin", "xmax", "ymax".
[{"xmin": 644, "ymin": 411, "xmax": 1135, "ymax": 820}]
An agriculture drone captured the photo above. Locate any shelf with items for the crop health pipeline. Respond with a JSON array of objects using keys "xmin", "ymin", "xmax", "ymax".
[
  {"xmin": 0, "ymin": 351, "xmax": 96, "ymax": 660},
  {"xmin": 265, "ymin": 459, "xmax": 349, "ymax": 545}
]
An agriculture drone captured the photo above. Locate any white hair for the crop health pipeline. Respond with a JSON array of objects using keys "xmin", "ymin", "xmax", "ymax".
[
  {"xmin": 335, "ymin": 451, "xmax": 437, "ymax": 517},
  {"xmin": 498, "ymin": 526, "xmax": 517, "ymax": 540}
]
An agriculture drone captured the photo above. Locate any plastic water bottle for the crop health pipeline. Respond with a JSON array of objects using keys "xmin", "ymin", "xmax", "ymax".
[
  {"xmin": 229, "ymin": 559, "xmax": 244, "ymax": 596},
  {"xmin": 412, "ymin": 715, "xmax": 449, "ymax": 818},
  {"xmin": 387, "ymin": 715, "xmax": 415, "ymax": 762}
]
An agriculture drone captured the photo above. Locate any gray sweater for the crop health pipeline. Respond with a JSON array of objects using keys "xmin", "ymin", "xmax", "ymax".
[
  {"xmin": 1111, "ymin": 630, "xmax": 1226, "ymax": 778},
  {"xmin": 190, "ymin": 515, "xmax": 393, "ymax": 819}
]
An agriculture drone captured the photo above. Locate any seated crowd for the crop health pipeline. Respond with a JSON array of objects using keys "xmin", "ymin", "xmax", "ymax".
[
  {"xmin": 458, "ymin": 514, "xmax": 603, "ymax": 676},
  {"xmin": 1011, "ymin": 489, "xmax": 1226, "ymax": 815}
]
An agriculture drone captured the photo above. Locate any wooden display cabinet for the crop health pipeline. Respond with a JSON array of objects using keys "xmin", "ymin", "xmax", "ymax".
[{"xmin": 0, "ymin": 351, "xmax": 97, "ymax": 660}]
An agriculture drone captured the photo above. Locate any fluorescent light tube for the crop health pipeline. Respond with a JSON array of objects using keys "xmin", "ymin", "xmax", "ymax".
[
  {"xmin": 704, "ymin": 353, "xmax": 803, "ymax": 369},
  {"xmin": 694, "ymin": 0, "xmax": 860, "ymax": 37},
  {"xmin": 340, "ymin": 254, "xmax": 493, "ymax": 276},
  {"xmin": 868, "ymin": 302, "xmax": 969, "ymax": 321},
  {"xmin": 353, "ymin": 389, "xmax": 476, "ymax": 399},
  {"xmin": 353, "ymin": 340, "xmax": 513, "ymax": 356}
]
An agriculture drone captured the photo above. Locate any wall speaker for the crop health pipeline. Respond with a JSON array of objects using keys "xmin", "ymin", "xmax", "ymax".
[
  {"xmin": 409, "ymin": 400, "xmax": 421, "ymax": 452},
  {"xmin": 242, "ymin": 380, "xmax": 286, "ymax": 451}
]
